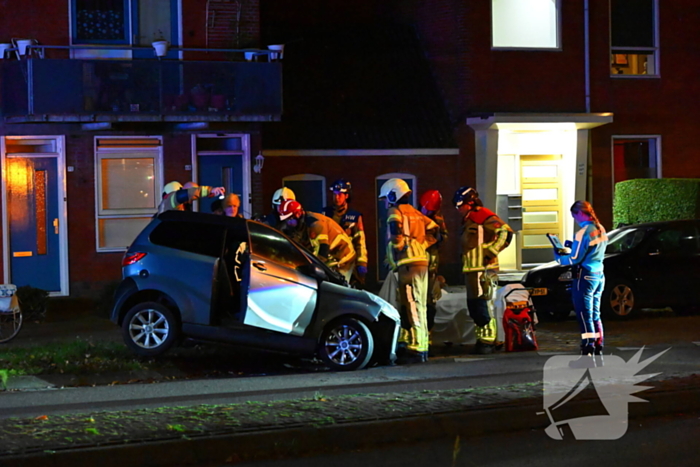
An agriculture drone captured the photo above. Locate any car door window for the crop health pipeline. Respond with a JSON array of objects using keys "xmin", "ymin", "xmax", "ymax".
[
  {"xmin": 247, "ymin": 222, "xmax": 309, "ymax": 269},
  {"xmin": 150, "ymin": 220, "xmax": 225, "ymax": 257},
  {"xmin": 646, "ymin": 227, "xmax": 688, "ymax": 256},
  {"xmin": 606, "ymin": 227, "xmax": 646, "ymax": 254}
]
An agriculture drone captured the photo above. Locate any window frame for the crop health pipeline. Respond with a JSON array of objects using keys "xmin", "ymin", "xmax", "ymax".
[
  {"xmin": 609, "ymin": 0, "xmax": 660, "ymax": 78},
  {"xmin": 610, "ymin": 135, "xmax": 662, "ymax": 194},
  {"xmin": 491, "ymin": 0, "xmax": 562, "ymax": 51},
  {"xmin": 94, "ymin": 136, "xmax": 164, "ymax": 252},
  {"xmin": 70, "ymin": 0, "xmax": 131, "ymax": 45}
]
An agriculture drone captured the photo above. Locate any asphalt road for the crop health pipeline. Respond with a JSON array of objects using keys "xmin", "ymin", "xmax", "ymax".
[{"xmin": 231, "ymin": 410, "xmax": 700, "ymax": 467}]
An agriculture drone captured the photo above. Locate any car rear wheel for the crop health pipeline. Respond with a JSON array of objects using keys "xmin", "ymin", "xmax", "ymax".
[
  {"xmin": 603, "ymin": 281, "xmax": 638, "ymax": 319},
  {"xmin": 318, "ymin": 317, "xmax": 374, "ymax": 371},
  {"xmin": 122, "ymin": 301, "xmax": 179, "ymax": 357}
]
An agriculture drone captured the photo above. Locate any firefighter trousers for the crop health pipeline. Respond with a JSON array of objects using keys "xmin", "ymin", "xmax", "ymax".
[
  {"xmin": 397, "ymin": 264, "xmax": 429, "ymax": 353},
  {"xmin": 465, "ymin": 270, "xmax": 498, "ymax": 344}
]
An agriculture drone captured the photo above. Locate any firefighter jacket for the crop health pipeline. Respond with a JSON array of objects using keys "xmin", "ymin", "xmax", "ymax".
[
  {"xmin": 158, "ymin": 186, "xmax": 215, "ymax": 213},
  {"xmin": 386, "ymin": 203, "xmax": 438, "ymax": 270},
  {"xmin": 322, "ymin": 205, "xmax": 368, "ymax": 267},
  {"xmin": 426, "ymin": 210, "xmax": 448, "ymax": 272},
  {"xmin": 556, "ymin": 221, "xmax": 608, "ymax": 273},
  {"xmin": 306, "ymin": 212, "xmax": 356, "ymax": 269},
  {"xmin": 460, "ymin": 207, "xmax": 513, "ymax": 273}
]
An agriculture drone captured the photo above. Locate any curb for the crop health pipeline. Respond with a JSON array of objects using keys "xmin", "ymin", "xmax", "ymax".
[{"xmin": 4, "ymin": 382, "xmax": 700, "ymax": 467}]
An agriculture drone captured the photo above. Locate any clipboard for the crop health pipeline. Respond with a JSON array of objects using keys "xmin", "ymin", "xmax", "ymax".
[{"xmin": 546, "ymin": 233, "xmax": 564, "ymax": 250}]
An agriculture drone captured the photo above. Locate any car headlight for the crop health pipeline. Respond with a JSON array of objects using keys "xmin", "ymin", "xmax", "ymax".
[
  {"xmin": 558, "ymin": 270, "xmax": 572, "ymax": 281},
  {"xmin": 365, "ymin": 291, "xmax": 400, "ymax": 322}
]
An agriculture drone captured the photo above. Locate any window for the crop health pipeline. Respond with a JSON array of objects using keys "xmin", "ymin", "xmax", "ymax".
[
  {"xmin": 150, "ymin": 221, "xmax": 225, "ymax": 257},
  {"xmin": 606, "ymin": 227, "xmax": 646, "ymax": 254},
  {"xmin": 492, "ymin": 0, "xmax": 560, "ymax": 49},
  {"xmin": 282, "ymin": 174, "xmax": 327, "ymax": 214},
  {"xmin": 247, "ymin": 222, "xmax": 310, "ymax": 270},
  {"xmin": 612, "ymin": 137, "xmax": 660, "ymax": 186},
  {"xmin": 610, "ymin": 0, "xmax": 658, "ymax": 76},
  {"xmin": 95, "ymin": 137, "xmax": 163, "ymax": 251},
  {"xmin": 70, "ymin": 0, "xmax": 179, "ymax": 59}
]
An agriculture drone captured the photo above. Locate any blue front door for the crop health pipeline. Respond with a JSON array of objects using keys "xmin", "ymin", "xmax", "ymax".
[
  {"xmin": 197, "ymin": 155, "xmax": 245, "ymax": 216},
  {"xmin": 7, "ymin": 157, "xmax": 61, "ymax": 292}
]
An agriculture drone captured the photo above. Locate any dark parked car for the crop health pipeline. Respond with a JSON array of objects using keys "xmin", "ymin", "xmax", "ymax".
[
  {"xmin": 111, "ymin": 211, "xmax": 400, "ymax": 370},
  {"xmin": 521, "ymin": 219, "xmax": 700, "ymax": 320}
]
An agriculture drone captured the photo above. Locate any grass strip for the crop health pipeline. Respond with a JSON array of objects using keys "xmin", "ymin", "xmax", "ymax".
[{"xmin": 0, "ymin": 338, "xmax": 154, "ymax": 377}]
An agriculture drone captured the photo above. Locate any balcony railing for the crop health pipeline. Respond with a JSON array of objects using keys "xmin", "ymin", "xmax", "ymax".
[{"xmin": 1, "ymin": 45, "xmax": 282, "ymax": 122}]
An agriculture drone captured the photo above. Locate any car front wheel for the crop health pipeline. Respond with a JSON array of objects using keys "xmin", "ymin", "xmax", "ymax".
[
  {"xmin": 603, "ymin": 281, "xmax": 638, "ymax": 319},
  {"xmin": 318, "ymin": 317, "xmax": 374, "ymax": 371},
  {"xmin": 122, "ymin": 301, "xmax": 179, "ymax": 357}
]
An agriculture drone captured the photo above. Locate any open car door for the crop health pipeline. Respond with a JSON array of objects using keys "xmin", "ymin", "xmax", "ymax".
[{"xmin": 242, "ymin": 222, "xmax": 318, "ymax": 335}]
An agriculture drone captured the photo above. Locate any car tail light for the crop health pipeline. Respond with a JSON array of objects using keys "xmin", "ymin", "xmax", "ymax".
[{"xmin": 123, "ymin": 252, "xmax": 147, "ymax": 266}]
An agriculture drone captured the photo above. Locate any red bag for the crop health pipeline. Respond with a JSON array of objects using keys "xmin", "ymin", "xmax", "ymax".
[{"xmin": 503, "ymin": 301, "xmax": 538, "ymax": 352}]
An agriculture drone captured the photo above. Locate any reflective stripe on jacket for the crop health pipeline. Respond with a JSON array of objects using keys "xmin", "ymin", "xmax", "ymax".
[
  {"xmin": 322, "ymin": 206, "xmax": 368, "ymax": 266},
  {"xmin": 557, "ymin": 221, "xmax": 608, "ymax": 272},
  {"xmin": 386, "ymin": 204, "xmax": 438, "ymax": 270},
  {"xmin": 157, "ymin": 186, "xmax": 212, "ymax": 213},
  {"xmin": 460, "ymin": 209, "xmax": 513, "ymax": 273},
  {"xmin": 307, "ymin": 212, "xmax": 356, "ymax": 268}
]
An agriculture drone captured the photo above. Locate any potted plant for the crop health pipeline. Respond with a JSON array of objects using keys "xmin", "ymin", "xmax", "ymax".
[{"xmin": 152, "ymin": 30, "xmax": 169, "ymax": 57}]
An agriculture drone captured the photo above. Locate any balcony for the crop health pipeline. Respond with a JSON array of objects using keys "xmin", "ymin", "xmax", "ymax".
[{"xmin": 0, "ymin": 46, "xmax": 282, "ymax": 123}]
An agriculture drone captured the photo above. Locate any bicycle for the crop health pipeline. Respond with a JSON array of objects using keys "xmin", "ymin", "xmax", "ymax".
[{"xmin": 0, "ymin": 285, "xmax": 22, "ymax": 344}]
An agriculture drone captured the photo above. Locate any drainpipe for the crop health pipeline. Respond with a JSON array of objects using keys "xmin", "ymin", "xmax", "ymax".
[{"xmin": 584, "ymin": 0, "xmax": 591, "ymax": 112}]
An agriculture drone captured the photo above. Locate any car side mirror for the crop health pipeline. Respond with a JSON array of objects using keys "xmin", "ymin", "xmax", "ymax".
[{"xmin": 298, "ymin": 263, "xmax": 328, "ymax": 281}]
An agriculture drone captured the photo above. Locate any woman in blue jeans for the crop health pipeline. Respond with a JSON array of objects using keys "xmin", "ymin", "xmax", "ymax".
[{"xmin": 556, "ymin": 201, "xmax": 608, "ymax": 363}]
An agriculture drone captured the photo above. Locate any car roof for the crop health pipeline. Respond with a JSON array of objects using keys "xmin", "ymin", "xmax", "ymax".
[
  {"xmin": 157, "ymin": 210, "xmax": 249, "ymax": 229},
  {"xmin": 616, "ymin": 218, "xmax": 700, "ymax": 230}
]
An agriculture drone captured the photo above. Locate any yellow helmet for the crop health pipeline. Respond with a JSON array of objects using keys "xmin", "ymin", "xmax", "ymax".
[
  {"xmin": 378, "ymin": 178, "xmax": 411, "ymax": 204},
  {"xmin": 163, "ymin": 181, "xmax": 183, "ymax": 196},
  {"xmin": 272, "ymin": 187, "xmax": 296, "ymax": 207}
]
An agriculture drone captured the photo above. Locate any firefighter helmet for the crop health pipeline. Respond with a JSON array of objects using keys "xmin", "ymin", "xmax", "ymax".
[
  {"xmin": 378, "ymin": 178, "xmax": 411, "ymax": 204},
  {"xmin": 162, "ymin": 181, "xmax": 183, "ymax": 196},
  {"xmin": 272, "ymin": 187, "xmax": 296, "ymax": 207},
  {"xmin": 420, "ymin": 190, "xmax": 442, "ymax": 212},
  {"xmin": 278, "ymin": 199, "xmax": 303, "ymax": 221},
  {"xmin": 452, "ymin": 186, "xmax": 479, "ymax": 208}
]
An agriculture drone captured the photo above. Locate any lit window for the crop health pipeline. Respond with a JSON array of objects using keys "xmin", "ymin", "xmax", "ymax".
[
  {"xmin": 610, "ymin": 0, "xmax": 658, "ymax": 76},
  {"xmin": 492, "ymin": 0, "xmax": 560, "ymax": 49},
  {"xmin": 95, "ymin": 138, "xmax": 163, "ymax": 251}
]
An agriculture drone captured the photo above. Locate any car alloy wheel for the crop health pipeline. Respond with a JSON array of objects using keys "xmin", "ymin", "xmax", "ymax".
[
  {"xmin": 319, "ymin": 317, "xmax": 374, "ymax": 371},
  {"xmin": 122, "ymin": 301, "xmax": 179, "ymax": 357},
  {"xmin": 605, "ymin": 282, "xmax": 637, "ymax": 319}
]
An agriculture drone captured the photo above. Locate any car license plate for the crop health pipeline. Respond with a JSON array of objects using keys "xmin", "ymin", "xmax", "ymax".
[{"xmin": 531, "ymin": 287, "xmax": 547, "ymax": 296}]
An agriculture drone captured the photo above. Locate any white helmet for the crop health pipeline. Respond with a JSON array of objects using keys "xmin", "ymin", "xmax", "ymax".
[
  {"xmin": 378, "ymin": 178, "xmax": 411, "ymax": 204},
  {"xmin": 272, "ymin": 187, "xmax": 296, "ymax": 207},
  {"xmin": 163, "ymin": 181, "xmax": 183, "ymax": 196}
]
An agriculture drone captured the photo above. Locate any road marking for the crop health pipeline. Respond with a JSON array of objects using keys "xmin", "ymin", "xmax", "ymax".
[
  {"xmin": 693, "ymin": 342, "xmax": 700, "ymax": 346},
  {"xmin": 617, "ymin": 347, "xmax": 644, "ymax": 351}
]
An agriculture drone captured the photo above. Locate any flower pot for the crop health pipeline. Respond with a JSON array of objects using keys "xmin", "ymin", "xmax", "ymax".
[
  {"xmin": 267, "ymin": 44, "xmax": 284, "ymax": 61},
  {"xmin": 244, "ymin": 51, "xmax": 256, "ymax": 61},
  {"xmin": 152, "ymin": 40, "xmax": 169, "ymax": 57},
  {"xmin": 0, "ymin": 43, "xmax": 11, "ymax": 59},
  {"xmin": 15, "ymin": 39, "xmax": 33, "ymax": 56}
]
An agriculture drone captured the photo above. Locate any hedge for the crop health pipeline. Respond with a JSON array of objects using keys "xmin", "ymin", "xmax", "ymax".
[{"xmin": 613, "ymin": 178, "xmax": 700, "ymax": 227}]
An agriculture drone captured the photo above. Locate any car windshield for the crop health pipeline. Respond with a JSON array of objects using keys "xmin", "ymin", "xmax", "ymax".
[{"xmin": 605, "ymin": 227, "xmax": 646, "ymax": 254}]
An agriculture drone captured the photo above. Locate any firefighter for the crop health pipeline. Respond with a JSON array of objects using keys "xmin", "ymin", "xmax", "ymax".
[
  {"xmin": 419, "ymin": 190, "xmax": 448, "ymax": 331},
  {"xmin": 379, "ymin": 178, "xmax": 438, "ymax": 363},
  {"xmin": 158, "ymin": 181, "xmax": 225, "ymax": 213},
  {"xmin": 453, "ymin": 186, "xmax": 513, "ymax": 355},
  {"xmin": 556, "ymin": 200, "xmax": 608, "ymax": 368},
  {"xmin": 260, "ymin": 187, "xmax": 296, "ymax": 229},
  {"xmin": 222, "ymin": 193, "xmax": 244, "ymax": 218},
  {"xmin": 322, "ymin": 179, "xmax": 368, "ymax": 287},
  {"xmin": 278, "ymin": 199, "xmax": 357, "ymax": 282}
]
